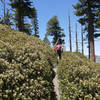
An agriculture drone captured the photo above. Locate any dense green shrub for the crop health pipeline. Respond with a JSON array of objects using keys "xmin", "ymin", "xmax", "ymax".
[
  {"xmin": 0, "ymin": 24, "xmax": 57, "ymax": 100},
  {"xmin": 58, "ymin": 52, "xmax": 100, "ymax": 100},
  {"xmin": 73, "ymin": 52, "xmax": 90, "ymax": 62}
]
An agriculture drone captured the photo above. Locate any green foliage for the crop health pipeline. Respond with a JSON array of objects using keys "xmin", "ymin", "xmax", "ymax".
[
  {"xmin": 0, "ymin": 17, "xmax": 3, "ymax": 24},
  {"xmin": 73, "ymin": 0, "xmax": 100, "ymax": 38},
  {"xmin": 96, "ymin": 11, "xmax": 100, "ymax": 28},
  {"xmin": 23, "ymin": 22, "xmax": 32, "ymax": 35},
  {"xmin": 43, "ymin": 32, "xmax": 50, "ymax": 45},
  {"xmin": 31, "ymin": 8, "xmax": 39, "ymax": 37},
  {"xmin": 0, "ymin": 24, "xmax": 57, "ymax": 99},
  {"xmin": 0, "ymin": 9, "xmax": 13, "ymax": 27},
  {"xmin": 73, "ymin": 52, "xmax": 90, "ymax": 61},
  {"xmin": 46, "ymin": 16, "xmax": 65, "ymax": 45},
  {"xmin": 43, "ymin": 36, "xmax": 50, "ymax": 45},
  {"xmin": 10, "ymin": 0, "xmax": 37, "ymax": 35},
  {"xmin": 58, "ymin": 52, "xmax": 100, "ymax": 100},
  {"xmin": 4, "ymin": 9, "xmax": 13, "ymax": 26}
]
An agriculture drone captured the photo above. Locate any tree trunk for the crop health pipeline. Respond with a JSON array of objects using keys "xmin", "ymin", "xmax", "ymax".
[
  {"xmin": 18, "ymin": 0, "xmax": 23, "ymax": 31},
  {"xmin": 87, "ymin": 1, "xmax": 95, "ymax": 62},
  {"xmin": 81, "ymin": 25, "xmax": 84, "ymax": 55},
  {"xmin": 68, "ymin": 11, "xmax": 72, "ymax": 52},
  {"xmin": 76, "ymin": 23, "xmax": 78, "ymax": 52},
  {"xmin": 88, "ymin": 36, "xmax": 90, "ymax": 59}
]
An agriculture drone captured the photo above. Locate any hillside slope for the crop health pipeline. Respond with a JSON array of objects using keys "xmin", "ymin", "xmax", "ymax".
[
  {"xmin": 58, "ymin": 52, "xmax": 100, "ymax": 100},
  {"xmin": 0, "ymin": 24, "xmax": 57, "ymax": 100}
]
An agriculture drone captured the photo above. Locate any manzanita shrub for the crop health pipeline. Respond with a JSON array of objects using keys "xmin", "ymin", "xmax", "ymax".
[
  {"xmin": 0, "ymin": 24, "xmax": 57, "ymax": 100},
  {"xmin": 58, "ymin": 52, "xmax": 100, "ymax": 100}
]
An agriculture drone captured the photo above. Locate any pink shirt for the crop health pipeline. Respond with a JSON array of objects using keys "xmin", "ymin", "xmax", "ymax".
[{"xmin": 54, "ymin": 44, "xmax": 62, "ymax": 51}]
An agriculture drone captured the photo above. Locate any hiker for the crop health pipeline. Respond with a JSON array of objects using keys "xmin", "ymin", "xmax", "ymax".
[{"xmin": 54, "ymin": 40, "xmax": 63, "ymax": 60}]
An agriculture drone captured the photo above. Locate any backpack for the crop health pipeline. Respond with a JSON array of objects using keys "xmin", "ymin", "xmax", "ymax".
[{"xmin": 55, "ymin": 44, "xmax": 62, "ymax": 51}]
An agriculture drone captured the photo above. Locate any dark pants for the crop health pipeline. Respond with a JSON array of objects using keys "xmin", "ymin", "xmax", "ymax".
[{"xmin": 57, "ymin": 50, "xmax": 62, "ymax": 59}]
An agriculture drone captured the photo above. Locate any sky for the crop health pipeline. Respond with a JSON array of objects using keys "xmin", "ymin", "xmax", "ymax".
[
  {"xmin": 34, "ymin": 0, "xmax": 100, "ymax": 56},
  {"xmin": 0, "ymin": 0, "xmax": 100, "ymax": 56}
]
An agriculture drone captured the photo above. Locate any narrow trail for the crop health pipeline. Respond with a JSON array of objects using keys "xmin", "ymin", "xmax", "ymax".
[
  {"xmin": 52, "ymin": 53, "xmax": 83, "ymax": 100},
  {"xmin": 53, "ymin": 66, "xmax": 60, "ymax": 100}
]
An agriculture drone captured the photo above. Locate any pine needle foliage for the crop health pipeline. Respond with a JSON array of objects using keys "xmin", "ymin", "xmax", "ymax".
[{"xmin": 46, "ymin": 16, "xmax": 65, "ymax": 45}]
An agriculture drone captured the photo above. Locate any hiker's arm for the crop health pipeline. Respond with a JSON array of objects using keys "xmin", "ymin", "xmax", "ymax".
[{"xmin": 54, "ymin": 39, "xmax": 59, "ymax": 46}]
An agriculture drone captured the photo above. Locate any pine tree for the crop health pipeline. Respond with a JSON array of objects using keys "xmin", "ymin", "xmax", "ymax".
[
  {"xmin": 43, "ymin": 34, "xmax": 50, "ymax": 45},
  {"xmin": 11, "ymin": 9, "xmax": 19, "ymax": 30},
  {"xmin": 46, "ymin": 16, "xmax": 65, "ymax": 45},
  {"xmin": 23, "ymin": 19, "xmax": 32, "ymax": 35},
  {"xmin": 94, "ymin": 11, "xmax": 100, "ymax": 37},
  {"xmin": 4, "ymin": 9, "xmax": 13, "ymax": 26},
  {"xmin": 10, "ymin": 0, "xmax": 24, "ymax": 31},
  {"xmin": 10, "ymin": 0, "xmax": 39, "ymax": 35},
  {"xmin": 73, "ymin": 0, "xmax": 100, "ymax": 61},
  {"xmin": 10, "ymin": 0, "xmax": 33, "ymax": 32},
  {"xmin": 31, "ymin": 8, "xmax": 39, "ymax": 37}
]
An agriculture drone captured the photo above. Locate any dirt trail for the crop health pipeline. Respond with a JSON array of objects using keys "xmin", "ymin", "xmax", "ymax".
[
  {"xmin": 52, "ymin": 53, "xmax": 86, "ymax": 100},
  {"xmin": 53, "ymin": 66, "xmax": 60, "ymax": 100}
]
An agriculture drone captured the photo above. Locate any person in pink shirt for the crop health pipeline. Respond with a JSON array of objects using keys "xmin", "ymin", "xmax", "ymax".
[{"xmin": 54, "ymin": 40, "xmax": 63, "ymax": 60}]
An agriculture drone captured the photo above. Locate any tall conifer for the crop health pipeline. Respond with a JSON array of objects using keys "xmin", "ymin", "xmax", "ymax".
[
  {"xmin": 73, "ymin": 0, "xmax": 100, "ymax": 61},
  {"xmin": 46, "ymin": 16, "xmax": 65, "ymax": 45}
]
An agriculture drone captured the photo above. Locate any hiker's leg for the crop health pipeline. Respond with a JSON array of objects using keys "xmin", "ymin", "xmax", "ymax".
[
  {"xmin": 57, "ymin": 51, "xmax": 59, "ymax": 60},
  {"xmin": 58, "ymin": 50, "xmax": 61, "ymax": 59},
  {"xmin": 57, "ymin": 50, "xmax": 59, "ymax": 60},
  {"xmin": 59, "ymin": 51, "xmax": 61, "ymax": 59}
]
